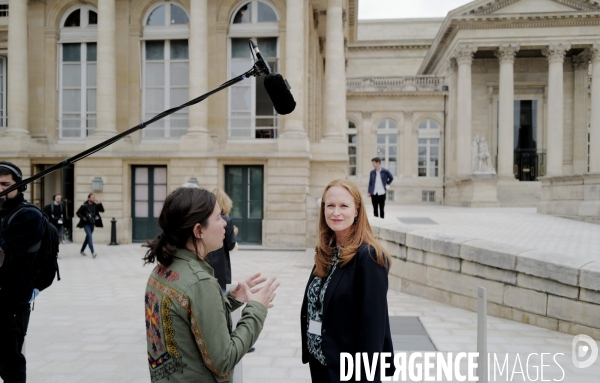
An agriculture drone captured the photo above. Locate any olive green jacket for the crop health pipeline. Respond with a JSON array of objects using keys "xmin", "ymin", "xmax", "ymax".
[{"xmin": 145, "ymin": 249, "xmax": 267, "ymax": 382}]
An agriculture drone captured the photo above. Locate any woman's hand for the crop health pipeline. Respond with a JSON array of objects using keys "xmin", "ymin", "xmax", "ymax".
[
  {"xmin": 230, "ymin": 273, "xmax": 267, "ymax": 303},
  {"xmin": 242, "ymin": 277, "xmax": 280, "ymax": 309}
]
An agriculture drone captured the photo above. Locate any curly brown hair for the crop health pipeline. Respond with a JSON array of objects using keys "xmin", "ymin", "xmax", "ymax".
[{"xmin": 143, "ymin": 187, "xmax": 216, "ymax": 266}]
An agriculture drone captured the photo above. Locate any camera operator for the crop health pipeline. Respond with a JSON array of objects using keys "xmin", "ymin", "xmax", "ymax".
[
  {"xmin": 76, "ymin": 193, "xmax": 104, "ymax": 258},
  {"xmin": 0, "ymin": 161, "xmax": 45, "ymax": 383}
]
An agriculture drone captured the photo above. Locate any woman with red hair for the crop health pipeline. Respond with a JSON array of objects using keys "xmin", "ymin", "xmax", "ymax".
[{"xmin": 300, "ymin": 179, "xmax": 394, "ymax": 382}]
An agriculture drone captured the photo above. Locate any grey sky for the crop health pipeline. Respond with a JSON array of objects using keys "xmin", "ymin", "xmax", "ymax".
[{"xmin": 358, "ymin": 0, "xmax": 473, "ymax": 19}]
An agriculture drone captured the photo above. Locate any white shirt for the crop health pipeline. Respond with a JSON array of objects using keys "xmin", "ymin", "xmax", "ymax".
[{"xmin": 374, "ymin": 169, "xmax": 386, "ymax": 195}]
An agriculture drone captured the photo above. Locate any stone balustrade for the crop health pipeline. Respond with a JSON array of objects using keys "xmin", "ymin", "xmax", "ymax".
[
  {"xmin": 538, "ymin": 173, "xmax": 600, "ymax": 224},
  {"xmin": 371, "ymin": 219, "xmax": 600, "ymax": 340},
  {"xmin": 346, "ymin": 76, "xmax": 445, "ymax": 93}
]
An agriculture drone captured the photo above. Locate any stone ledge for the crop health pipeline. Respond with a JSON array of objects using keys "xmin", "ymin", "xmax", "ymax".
[
  {"xmin": 372, "ymin": 219, "xmax": 600, "ymax": 338},
  {"xmin": 516, "ymin": 250, "xmax": 591, "ymax": 286},
  {"xmin": 460, "ymin": 239, "xmax": 525, "ymax": 270},
  {"xmin": 580, "ymin": 261, "xmax": 600, "ymax": 291}
]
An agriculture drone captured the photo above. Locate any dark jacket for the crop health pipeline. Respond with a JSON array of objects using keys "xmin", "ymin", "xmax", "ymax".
[
  {"xmin": 300, "ymin": 244, "xmax": 394, "ymax": 383},
  {"xmin": 0, "ymin": 193, "xmax": 45, "ymax": 309},
  {"xmin": 206, "ymin": 215, "xmax": 236, "ymax": 290},
  {"xmin": 44, "ymin": 202, "xmax": 64, "ymax": 227},
  {"xmin": 368, "ymin": 168, "xmax": 394, "ymax": 195},
  {"xmin": 76, "ymin": 202, "xmax": 104, "ymax": 228}
]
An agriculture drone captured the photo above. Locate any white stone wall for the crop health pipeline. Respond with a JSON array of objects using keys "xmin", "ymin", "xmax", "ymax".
[
  {"xmin": 538, "ymin": 173, "xmax": 600, "ymax": 223},
  {"xmin": 357, "ymin": 18, "xmax": 443, "ymax": 41},
  {"xmin": 346, "ymin": 95, "xmax": 446, "ymax": 204},
  {"xmin": 372, "ymin": 220, "xmax": 600, "ymax": 340}
]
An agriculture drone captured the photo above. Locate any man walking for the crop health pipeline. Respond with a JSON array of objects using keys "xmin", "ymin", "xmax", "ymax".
[
  {"xmin": 76, "ymin": 193, "xmax": 104, "ymax": 258},
  {"xmin": 45, "ymin": 194, "xmax": 65, "ymax": 243},
  {"xmin": 367, "ymin": 157, "xmax": 394, "ymax": 218},
  {"xmin": 0, "ymin": 161, "xmax": 45, "ymax": 383}
]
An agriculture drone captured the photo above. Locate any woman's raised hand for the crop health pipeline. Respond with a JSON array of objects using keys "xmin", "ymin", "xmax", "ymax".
[
  {"xmin": 230, "ymin": 272, "xmax": 267, "ymax": 303},
  {"xmin": 242, "ymin": 277, "xmax": 279, "ymax": 309}
]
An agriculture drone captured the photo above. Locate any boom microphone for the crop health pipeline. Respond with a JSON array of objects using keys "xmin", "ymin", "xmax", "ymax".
[
  {"xmin": 263, "ymin": 73, "xmax": 296, "ymax": 115},
  {"xmin": 249, "ymin": 40, "xmax": 296, "ymax": 115}
]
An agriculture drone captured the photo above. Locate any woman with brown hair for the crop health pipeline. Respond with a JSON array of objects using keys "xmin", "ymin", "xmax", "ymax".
[
  {"xmin": 300, "ymin": 179, "xmax": 394, "ymax": 382},
  {"xmin": 143, "ymin": 187, "xmax": 279, "ymax": 382}
]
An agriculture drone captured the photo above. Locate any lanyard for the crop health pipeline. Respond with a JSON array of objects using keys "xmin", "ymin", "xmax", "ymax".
[{"xmin": 315, "ymin": 247, "xmax": 340, "ymax": 314}]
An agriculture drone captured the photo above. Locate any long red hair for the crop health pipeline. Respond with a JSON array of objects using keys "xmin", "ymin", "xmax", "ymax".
[{"xmin": 314, "ymin": 179, "xmax": 390, "ymax": 277}]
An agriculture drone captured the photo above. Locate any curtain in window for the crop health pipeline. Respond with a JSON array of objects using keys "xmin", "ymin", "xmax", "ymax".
[
  {"xmin": 61, "ymin": 43, "xmax": 96, "ymax": 138},
  {"xmin": 144, "ymin": 40, "xmax": 189, "ymax": 139}
]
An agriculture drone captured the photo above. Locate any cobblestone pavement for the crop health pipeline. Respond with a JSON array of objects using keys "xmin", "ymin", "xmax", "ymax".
[
  {"xmin": 378, "ymin": 205, "xmax": 600, "ymax": 259},
  {"xmin": 20, "ymin": 241, "xmax": 600, "ymax": 383}
]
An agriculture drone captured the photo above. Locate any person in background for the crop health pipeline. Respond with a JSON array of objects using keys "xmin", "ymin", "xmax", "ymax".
[
  {"xmin": 0, "ymin": 161, "xmax": 45, "ymax": 383},
  {"xmin": 367, "ymin": 157, "xmax": 394, "ymax": 219},
  {"xmin": 301, "ymin": 179, "xmax": 394, "ymax": 382},
  {"xmin": 206, "ymin": 188, "xmax": 238, "ymax": 293},
  {"xmin": 76, "ymin": 193, "xmax": 104, "ymax": 258},
  {"xmin": 45, "ymin": 194, "xmax": 65, "ymax": 243},
  {"xmin": 143, "ymin": 187, "xmax": 278, "ymax": 382}
]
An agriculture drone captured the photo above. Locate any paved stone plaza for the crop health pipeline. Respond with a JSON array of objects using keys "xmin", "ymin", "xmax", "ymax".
[
  {"xmin": 18, "ymin": 207, "xmax": 600, "ymax": 383},
  {"xmin": 377, "ymin": 205, "xmax": 600, "ymax": 260}
]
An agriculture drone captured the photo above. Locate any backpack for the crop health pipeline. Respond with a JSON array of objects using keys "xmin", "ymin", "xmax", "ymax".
[{"xmin": 1, "ymin": 202, "xmax": 61, "ymax": 292}]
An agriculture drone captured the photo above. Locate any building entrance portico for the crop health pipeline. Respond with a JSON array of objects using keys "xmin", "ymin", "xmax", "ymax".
[{"xmin": 415, "ymin": 0, "xmax": 600, "ymax": 209}]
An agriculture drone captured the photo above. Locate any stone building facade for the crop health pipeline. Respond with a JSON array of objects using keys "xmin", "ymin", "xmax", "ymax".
[{"xmin": 1, "ymin": 0, "xmax": 599, "ymax": 246}]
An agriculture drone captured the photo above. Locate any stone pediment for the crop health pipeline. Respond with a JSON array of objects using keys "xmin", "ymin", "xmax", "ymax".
[{"xmin": 459, "ymin": 0, "xmax": 600, "ymax": 15}]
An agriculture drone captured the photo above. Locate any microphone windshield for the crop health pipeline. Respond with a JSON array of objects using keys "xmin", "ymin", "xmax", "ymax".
[{"xmin": 263, "ymin": 73, "xmax": 296, "ymax": 115}]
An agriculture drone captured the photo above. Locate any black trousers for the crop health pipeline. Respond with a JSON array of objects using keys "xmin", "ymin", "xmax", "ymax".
[
  {"xmin": 308, "ymin": 355, "xmax": 332, "ymax": 383},
  {"xmin": 0, "ymin": 306, "xmax": 31, "ymax": 383},
  {"xmin": 371, "ymin": 194, "xmax": 386, "ymax": 218}
]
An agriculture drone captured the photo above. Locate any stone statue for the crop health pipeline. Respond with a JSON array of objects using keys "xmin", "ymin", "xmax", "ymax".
[{"xmin": 472, "ymin": 135, "xmax": 496, "ymax": 174}]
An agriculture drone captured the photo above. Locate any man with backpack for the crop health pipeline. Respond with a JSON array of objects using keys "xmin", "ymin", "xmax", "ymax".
[{"xmin": 0, "ymin": 161, "xmax": 46, "ymax": 383}]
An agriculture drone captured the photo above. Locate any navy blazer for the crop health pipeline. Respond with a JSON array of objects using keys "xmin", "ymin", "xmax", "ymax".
[
  {"xmin": 300, "ymin": 244, "xmax": 394, "ymax": 383},
  {"xmin": 368, "ymin": 168, "xmax": 394, "ymax": 195}
]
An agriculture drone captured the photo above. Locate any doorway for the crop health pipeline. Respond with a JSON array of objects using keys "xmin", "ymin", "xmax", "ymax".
[
  {"xmin": 513, "ymin": 100, "xmax": 538, "ymax": 181},
  {"xmin": 132, "ymin": 166, "xmax": 167, "ymax": 242},
  {"xmin": 30, "ymin": 164, "xmax": 75, "ymax": 241},
  {"xmin": 225, "ymin": 166, "xmax": 263, "ymax": 245}
]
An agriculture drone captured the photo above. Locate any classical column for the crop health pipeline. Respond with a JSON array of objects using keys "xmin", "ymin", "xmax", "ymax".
[
  {"xmin": 322, "ymin": 0, "xmax": 345, "ymax": 141},
  {"xmin": 445, "ymin": 58, "xmax": 458, "ymax": 176},
  {"xmin": 495, "ymin": 44, "xmax": 519, "ymax": 179},
  {"xmin": 543, "ymin": 43, "xmax": 570, "ymax": 176},
  {"xmin": 282, "ymin": 0, "xmax": 306, "ymax": 138},
  {"xmin": 572, "ymin": 49, "xmax": 592, "ymax": 173},
  {"xmin": 186, "ymin": 0, "xmax": 209, "ymax": 137},
  {"xmin": 95, "ymin": 0, "xmax": 117, "ymax": 136},
  {"xmin": 454, "ymin": 44, "xmax": 477, "ymax": 177},
  {"xmin": 6, "ymin": 0, "xmax": 29, "ymax": 137},
  {"xmin": 403, "ymin": 112, "xmax": 414, "ymax": 176},
  {"xmin": 591, "ymin": 42, "xmax": 600, "ymax": 173}
]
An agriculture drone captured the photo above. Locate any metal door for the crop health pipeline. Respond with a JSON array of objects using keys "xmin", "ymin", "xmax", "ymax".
[
  {"xmin": 225, "ymin": 166, "xmax": 263, "ymax": 244},
  {"xmin": 132, "ymin": 166, "xmax": 167, "ymax": 242}
]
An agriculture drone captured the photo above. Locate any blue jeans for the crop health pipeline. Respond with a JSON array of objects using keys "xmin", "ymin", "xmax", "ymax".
[{"xmin": 81, "ymin": 224, "xmax": 95, "ymax": 254}]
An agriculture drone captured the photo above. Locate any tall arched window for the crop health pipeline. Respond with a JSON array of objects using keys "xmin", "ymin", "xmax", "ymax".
[
  {"xmin": 347, "ymin": 120, "xmax": 358, "ymax": 176},
  {"xmin": 142, "ymin": 3, "xmax": 190, "ymax": 139},
  {"xmin": 228, "ymin": 1, "xmax": 279, "ymax": 139},
  {"xmin": 58, "ymin": 5, "xmax": 98, "ymax": 139},
  {"xmin": 417, "ymin": 119, "xmax": 440, "ymax": 177},
  {"xmin": 376, "ymin": 119, "xmax": 398, "ymax": 175}
]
